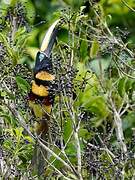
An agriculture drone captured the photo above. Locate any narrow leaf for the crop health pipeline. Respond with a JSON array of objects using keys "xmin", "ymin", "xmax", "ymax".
[{"xmin": 90, "ymin": 39, "xmax": 100, "ymax": 59}]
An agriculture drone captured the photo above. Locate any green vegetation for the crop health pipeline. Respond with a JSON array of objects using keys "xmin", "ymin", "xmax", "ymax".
[{"xmin": 0, "ymin": 0, "xmax": 135, "ymax": 179}]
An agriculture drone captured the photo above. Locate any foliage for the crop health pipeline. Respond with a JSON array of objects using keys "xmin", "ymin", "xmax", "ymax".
[{"xmin": 0, "ymin": 0, "xmax": 135, "ymax": 179}]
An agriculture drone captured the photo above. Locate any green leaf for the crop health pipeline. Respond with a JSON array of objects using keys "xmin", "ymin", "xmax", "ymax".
[
  {"xmin": 88, "ymin": 57, "xmax": 111, "ymax": 75},
  {"xmin": 3, "ymin": 140, "xmax": 13, "ymax": 150},
  {"xmin": 123, "ymin": 112, "xmax": 135, "ymax": 137},
  {"xmin": 125, "ymin": 79, "xmax": 133, "ymax": 92},
  {"xmin": 90, "ymin": 39, "xmax": 100, "ymax": 59},
  {"xmin": 57, "ymin": 29, "xmax": 68, "ymax": 44},
  {"xmin": 83, "ymin": 96, "xmax": 109, "ymax": 121},
  {"xmin": 0, "ymin": 91, "xmax": 7, "ymax": 97},
  {"xmin": 118, "ymin": 77, "xmax": 127, "ymax": 97},
  {"xmin": 123, "ymin": 112, "xmax": 135, "ymax": 130},
  {"xmin": 14, "ymin": 127, "xmax": 23, "ymax": 142},
  {"xmin": 63, "ymin": 118, "xmax": 72, "ymax": 142},
  {"xmin": 80, "ymin": 39, "xmax": 88, "ymax": 61},
  {"xmin": 79, "ymin": 128, "xmax": 91, "ymax": 140},
  {"xmin": 65, "ymin": 141, "xmax": 77, "ymax": 163},
  {"xmin": 16, "ymin": 76, "xmax": 30, "ymax": 93}
]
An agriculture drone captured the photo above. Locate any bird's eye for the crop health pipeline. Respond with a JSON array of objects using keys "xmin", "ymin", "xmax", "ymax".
[{"xmin": 39, "ymin": 53, "xmax": 45, "ymax": 62}]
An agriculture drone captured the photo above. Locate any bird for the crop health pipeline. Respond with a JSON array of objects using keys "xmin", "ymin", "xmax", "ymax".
[
  {"xmin": 28, "ymin": 19, "xmax": 60, "ymax": 175},
  {"xmin": 28, "ymin": 19, "xmax": 59, "ymax": 136}
]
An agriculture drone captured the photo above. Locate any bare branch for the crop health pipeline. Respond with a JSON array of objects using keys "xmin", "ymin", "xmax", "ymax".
[{"xmin": 109, "ymin": 96, "xmax": 127, "ymax": 153}]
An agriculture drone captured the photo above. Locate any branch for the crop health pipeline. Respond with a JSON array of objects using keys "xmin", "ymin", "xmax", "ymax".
[
  {"xmin": 121, "ymin": 0, "xmax": 135, "ymax": 12},
  {"xmin": 109, "ymin": 97, "xmax": 127, "ymax": 153},
  {"xmin": 70, "ymin": 109, "xmax": 83, "ymax": 180}
]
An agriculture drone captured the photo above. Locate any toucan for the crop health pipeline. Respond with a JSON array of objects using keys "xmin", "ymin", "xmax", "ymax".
[
  {"xmin": 28, "ymin": 19, "xmax": 60, "ymax": 175},
  {"xmin": 28, "ymin": 20, "xmax": 59, "ymax": 136}
]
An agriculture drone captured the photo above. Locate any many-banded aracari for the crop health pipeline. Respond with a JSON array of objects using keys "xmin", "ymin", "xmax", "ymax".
[{"xmin": 28, "ymin": 20, "xmax": 59, "ymax": 136}]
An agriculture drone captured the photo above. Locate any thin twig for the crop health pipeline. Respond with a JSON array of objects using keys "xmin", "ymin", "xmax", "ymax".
[
  {"xmin": 121, "ymin": 0, "xmax": 135, "ymax": 12},
  {"xmin": 40, "ymin": 148, "xmax": 73, "ymax": 180},
  {"xmin": 70, "ymin": 108, "xmax": 83, "ymax": 180}
]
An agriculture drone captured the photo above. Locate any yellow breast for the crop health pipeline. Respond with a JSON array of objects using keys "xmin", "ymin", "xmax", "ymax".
[
  {"xmin": 32, "ymin": 80, "xmax": 49, "ymax": 97},
  {"xmin": 35, "ymin": 71, "xmax": 55, "ymax": 81}
]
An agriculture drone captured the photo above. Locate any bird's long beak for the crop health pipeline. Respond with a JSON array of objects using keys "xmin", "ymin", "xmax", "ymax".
[
  {"xmin": 33, "ymin": 19, "xmax": 60, "ymax": 74},
  {"xmin": 40, "ymin": 19, "xmax": 59, "ymax": 57}
]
